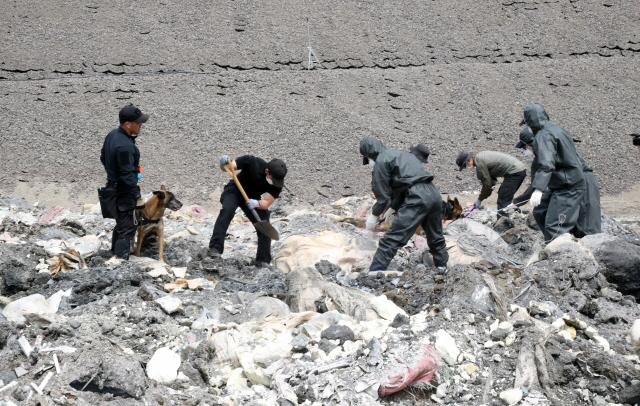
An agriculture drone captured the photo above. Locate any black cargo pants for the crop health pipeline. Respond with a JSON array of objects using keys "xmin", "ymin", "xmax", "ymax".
[
  {"xmin": 209, "ymin": 183, "xmax": 272, "ymax": 264},
  {"xmin": 373, "ymin": 182, "xmax": 449, "ymax": 268},
  {"xmin": 112, "ymin": 194, "xmax": 138, "ymax": 260},
  {"xmin": 497, "ymin": 170, "xmax": 527, "ymax": 216}
]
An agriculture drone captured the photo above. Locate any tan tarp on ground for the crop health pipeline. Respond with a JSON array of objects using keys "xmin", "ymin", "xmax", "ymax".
[{"xmin": 275, "ymin": 230, "xmax": 374, "ymax": 273}]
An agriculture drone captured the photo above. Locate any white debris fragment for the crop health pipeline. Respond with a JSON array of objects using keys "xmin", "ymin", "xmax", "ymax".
[
  {"xmin": 146, "ymin": 348, "xmax": 181, "ymax": 383},
  {"xmin": 500, "ymin": 388, "xmax": 524, "ymax": 405},
  {"xmin": 435, "ymin": 329, "xmax": 460, "ymax": 366},
  {"xmin": 155, "ymin": 296, "xmax": 182, "ymax": 314},
  {"xmin": 562, "ymin": 313, "xmax": 588, "ymax": 330},
  {"xmin": 528, "ymin": 301, "xmax": 551, "ymax": 317},
  {"xmin": 370, "ymin": 295, "xmax": 407, "ymax": 321},
  {"xmin": 630, "ymin": 319, "xmax": 640, "ymax": 348}
]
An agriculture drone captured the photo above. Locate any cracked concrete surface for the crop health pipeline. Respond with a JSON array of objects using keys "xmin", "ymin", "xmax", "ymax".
[{"xmin": 0, "ymin": 0, "xmax": 639, "ymax": 210}]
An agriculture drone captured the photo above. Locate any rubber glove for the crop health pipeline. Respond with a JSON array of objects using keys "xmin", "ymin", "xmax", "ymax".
[
  {"xmin": 135, "ymin": 198, "xmax": 145, "ymax": 211},
  {"xmin": 383, "ymin": 208, "xmax": 396, "ymax": 222},
  {"xmin": 219, "ymin": 155, "xmax": 231, "ymax": 165},
  {"xmin": 530, "ymin": 189, "xmax": 543, "ymax": 207},
  {"xmin": 473, "ymin": 199, "xmax": 482, "ymax": 209},
  {"xmin": 365, "ymin": 214, "xmax": 378, "ymax": 231},
  {"xmin": 245, "ymin": 199, "xmax": 260, "ymax": 210}
]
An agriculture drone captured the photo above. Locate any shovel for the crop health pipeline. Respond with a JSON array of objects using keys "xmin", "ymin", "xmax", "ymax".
[{"xmin": 223, "ymin": 163, "xmax": 280, "ymax": 241}]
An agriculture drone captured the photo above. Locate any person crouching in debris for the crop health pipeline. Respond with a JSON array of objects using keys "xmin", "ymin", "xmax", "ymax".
[
  {"xmin": 100, "ymin": 105, "xmax": 149, "ymax": 260},
  {"xmin": 360, "ymin": 137, "xmax": 449, "ymax": 274},
  {"xmin": 631, "ymin": 133, "xmax": 640, "ymax": 155},
  {"xmin": 520, "ymin": 102, "xmax": 586, "ymax": 242},
  {"xmin": 456, "ymin": 150, "xmax": 527, "ymax": 218},
  {"xmin": 209, "ymin": 155, "xmax": 287, "ymax": 267}
]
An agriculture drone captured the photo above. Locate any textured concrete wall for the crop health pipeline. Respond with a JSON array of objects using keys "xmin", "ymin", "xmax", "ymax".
[{"xmin": 1, "ymin": 0, "xmax": 639, "ymax": 208}]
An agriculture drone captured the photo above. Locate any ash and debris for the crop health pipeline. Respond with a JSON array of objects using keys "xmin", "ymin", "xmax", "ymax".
[{"xmin": 1, "ymin": 194, "xmax": 640, "ymax": 406}]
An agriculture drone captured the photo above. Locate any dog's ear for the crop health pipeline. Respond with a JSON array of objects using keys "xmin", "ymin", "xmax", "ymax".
[
  {"xmin": 161, "ymin": 185, "xmax": 166, "ymax": 191},
  {"xmin": 454, "ymin": 197, "xmax": 460, "ymax": 206},
  {"xmin": 153, "ymin": 191, "xmax": 166, "ymax": 200}
]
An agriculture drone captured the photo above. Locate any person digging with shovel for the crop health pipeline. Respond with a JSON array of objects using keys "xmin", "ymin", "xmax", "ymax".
[{"xmin": 209, "ymin": 155, "xmax": 287, "ymax": 267}]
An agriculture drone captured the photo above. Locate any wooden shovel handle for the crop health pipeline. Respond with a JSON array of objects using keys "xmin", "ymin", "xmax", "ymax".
[{"xmin": 223, "ymin": 163, "xmax": 251, "ymax": 203}]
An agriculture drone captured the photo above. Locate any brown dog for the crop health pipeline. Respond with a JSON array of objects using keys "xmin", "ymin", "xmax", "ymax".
[{"xmin": 134, "ymin": 185, "xmax": 182, "ymax": 262}]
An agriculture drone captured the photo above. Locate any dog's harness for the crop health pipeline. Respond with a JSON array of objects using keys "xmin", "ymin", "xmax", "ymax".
[{"xmin": 133, "ymin": 211, "xmax": 161, "ymax": 226}]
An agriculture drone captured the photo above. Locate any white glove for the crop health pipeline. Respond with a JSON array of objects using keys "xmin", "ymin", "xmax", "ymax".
[
  {"xmin": 530, "ymin": 189, "xmax": 543, "ymax": 207},
  {"xmin": 383, "ymin": 208, "xmax": 396, "ymax": 222},
  {"xmin": 245, "ymin": 199, "xmax": 260, "ymax": 210},
  {"xmin": 365, "ymin": 214, "xmax": 378, "ymax": 231}
]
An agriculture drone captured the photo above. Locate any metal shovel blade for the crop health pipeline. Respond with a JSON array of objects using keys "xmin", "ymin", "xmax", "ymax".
[{"xmin": 249, "ymin": 208, "xmax": 279, "ymax": 240}]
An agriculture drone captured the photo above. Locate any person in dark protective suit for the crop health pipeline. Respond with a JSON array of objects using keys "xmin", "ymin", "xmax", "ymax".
[
  {"xmin": 100, "ymin": 105, "xmax": 149, "ymax": 259},
  {"xmin": 209, "ymin": 155, "xmax": 287, "ymax": 266},
  {"xmin": 360, "ymin": 137, "xmax": 448, "ymax": 273},
  {"xmin": 520, "ymin": 103, "xmax": 585, "ymax": 242},
  {"xmin": 513, "ymin": 126, "xmax": 544, "ymax": 207},
  {"xmin": 572, "ymin": 152, "xmax": 601, "ymax": 237}
]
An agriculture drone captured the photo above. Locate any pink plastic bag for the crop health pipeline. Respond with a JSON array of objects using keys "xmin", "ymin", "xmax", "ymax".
[
  {"xmin": 378, "ymin": 344, "xmax": 439, "ymax": 397},
  {"xmin": 39, "ymin": 206, "xmax": 65, "ymax": 223}
]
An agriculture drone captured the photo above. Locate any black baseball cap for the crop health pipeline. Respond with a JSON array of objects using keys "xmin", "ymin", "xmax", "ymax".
[
  {"xmin": 119, "ymin": 105, "xmax": 149, "ymax": 124},
  {"xmin": 516, "ymin": 127, "xmax": 534, "ymax": 148},
  {"xmin": 267, "ymin": 159, "xmax": 287, "ymax": 188},
  {"xmin": 409, "ymin": 144, "xmax": 430, "ymax": 163},
  {"xmin": 456, "ymin": 152, "xmax": 473, "ymax": 171}
]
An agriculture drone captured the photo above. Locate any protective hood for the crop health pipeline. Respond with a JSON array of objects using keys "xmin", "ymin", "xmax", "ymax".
[
  {"xmin": 360, "ymin": 137, "xmax": 386, "ymax": 161},
  {"xmin": 523, "ymin": 103, "xmax": 549, "ymax": 132}
]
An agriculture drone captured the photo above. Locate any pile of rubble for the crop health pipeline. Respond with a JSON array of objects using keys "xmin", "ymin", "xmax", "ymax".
[{"xmin": 1, "ymin": 194, "xmax": 640, "ymax": 406}]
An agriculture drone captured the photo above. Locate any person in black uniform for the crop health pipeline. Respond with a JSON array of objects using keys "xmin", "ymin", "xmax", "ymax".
[
  {"xmin": 209, "ymin": 155, "xmax": 287, "ymax": 266},
  {"xmin": 100, "ymin": 105, "xmax": 149, "ymax": 259}
]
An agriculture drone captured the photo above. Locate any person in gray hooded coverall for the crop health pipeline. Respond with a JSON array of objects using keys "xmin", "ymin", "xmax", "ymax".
[
  {"xmin": 521, "ymin": 103, "xmax": 586, "ymax": 242},
  {"xmin": 360, "ymin": 138, "xmax": 449, "ymax": 273},
  {"xmin": 515, "ymin": 124, "xmax": 601, "ymax": 237}
]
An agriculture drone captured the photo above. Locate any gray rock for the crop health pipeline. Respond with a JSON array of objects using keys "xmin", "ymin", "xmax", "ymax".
[
  {"xmin": 291, "ymin": 334, "xmax": 310, "ymax": 353},
  {"xmin": 67, "ymin": 341, "xmax": 147, "ymax": 398},
  {"xmin": 12, "ymin": 385, "xmax": 30, "ymax": 401},
  {"xmin": 490, "ymin": 328, "xmax": 510, "ymax": 341},
  {"xmin": 137, "ymin": 284, "xmax": 165, "ymax": 301},
  {"xmin": 155, "ymin": 296, "xmax": 182, "ymax": 314},
  {"xmin": 318, "ymin": 339, "xmax": 337, "ymax": 355},
  {"xmin": 69, "ymin": 319, "xmax": 81, "ymax": 329},
  {"xmin": 619, "ymin": 383, "xmax": 640, "ymax": 405},
  {"xmin": 583, "ymin": 236, "xmax": 640, "ymax": 297},
  {"xmin": 1, "ymin": 258, "xmax": 35, "ymax": 295},
  {"xmin": 493, "ymin": 217, "xmax": 514, "ymax": 233},
  {"xmin": 320, "ymin": 325, "xmax": 355, "ymax": 345},
  {"xmin": 389, "ymin": 312, "xmax": 410, "ymax": 328}
]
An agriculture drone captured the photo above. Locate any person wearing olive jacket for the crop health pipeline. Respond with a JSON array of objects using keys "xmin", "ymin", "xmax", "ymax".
[
  {"xmin": 456, "ymin": 150, "xmax": 526, "ymax": 217},
  {"xmin": 360, "ymin": 137, "xmax": 448, "ymax": 274},
  {"xmin": 521, "ymin": 103, "xmax": 585, "ymax": 242}
]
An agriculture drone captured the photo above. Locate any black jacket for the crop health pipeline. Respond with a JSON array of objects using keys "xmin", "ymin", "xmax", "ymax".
[
  {"xmin": 360, "ymin": 138, "xmax": 434, "ymax": 216},
  {"xmin": 524, "ymin": 103, "xmax": 584, "ymax": 191},
  {"xmin": 100, "ymin": 127, "xmax": 140, "ymax": 198}
]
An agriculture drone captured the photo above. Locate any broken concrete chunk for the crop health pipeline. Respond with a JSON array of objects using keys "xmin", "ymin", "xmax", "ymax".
[
  {"xmin": 562, "ymin": 313, "xmax": 588, "ymax": 330},
  {"xmin": 147, "ymin": 347, "xmax": 181, "ymax": 383},
  {"xmin": 320, "ymin": 325, "xmax": 355, "ymax": 345},
  {"xmin": 155, "ymin": 295, "xmax": 182, "ymax": 314},
  {"xmin": 291, "ymin": 334, "xmax": 310, "ymax": 353},
  {"xmin": 500, "ymin": 388, "xmax": 523, "ymax": 405},
  {"xmin": 528, "ymin": 301, "xmax": 551, "ymax": 317},
  {"xmin": 137, "ymin": 284, "xmax": 165, "ymax": 301},
  {"xmin": 186, "ymin": 226, "xmax": 199, "ymax": 235},
  {"xmin": 370, "ymin": 294, "xmax": 408, "ymax": 321},
  {"xmin": 592, "ymin": 335, "xmax": 610, "ymax": 352},
  {"xmin": 435, "ymin": 329, "xmax": 460, "ymax": 366}
]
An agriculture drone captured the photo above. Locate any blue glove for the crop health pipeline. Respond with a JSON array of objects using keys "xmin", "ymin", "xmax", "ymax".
[
  {"xmin": 220, "ymin": 155, "xmax": 231, "ymax": 165},
  {"xmin": 245, "ymin": 199, "xmax": 260, "ymax": 210},
  {"xmin": 474, "ymin": 199, "xmax": 482, "ymax": 209}
]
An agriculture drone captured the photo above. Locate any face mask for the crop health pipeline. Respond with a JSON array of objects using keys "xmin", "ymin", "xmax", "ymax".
[
  {"xmin": 266, "ymin": 175, "xmax": 273, "ymax": 185},
  {"xmin": 523, "ymin": 149, "xmax": 534, "ymax": 157},
  {"xmin": 369, "ymin": 160, "xmax": 375, "ymax": 167}
]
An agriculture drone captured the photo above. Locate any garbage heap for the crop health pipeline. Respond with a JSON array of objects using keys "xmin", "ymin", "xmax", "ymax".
[{"xmin": 1, "ymin": 194, "xmax": 640, "ymax": 406}]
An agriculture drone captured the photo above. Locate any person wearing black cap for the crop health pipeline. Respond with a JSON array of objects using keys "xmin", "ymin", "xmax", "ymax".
[
  {"xmin": 456, "ymin": 150, "xmax": 526, "ymax": 217},
  {"xmin": 520, "ymin": 102, "xmax": 585, "ymax": 242},
  {"xmin": 209, "ymin": 155, "xmax": 287, "ymax": 266},
  {"xmin": 360, "ymin": 137, "xmax": 448, "ymax": 274},
  {"xmin": 100, "ymin": 105, "xmax": 150, "ymax": 259},
  {"xmin": 513, "ymin": 127, "xmax": 542, "ymax": 207}
]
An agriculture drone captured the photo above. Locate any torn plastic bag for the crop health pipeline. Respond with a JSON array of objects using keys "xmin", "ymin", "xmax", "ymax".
[
  {"xmin": 285, "ymin": 266, "xmax": 379, "ymax": 321},
  {"xmin": 423, "ymin": 218, "xmax": 510, "ymax": 267},
  {"xmin": 378, "ymin": 344, "xmax": 439, "ymax": 397}
]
